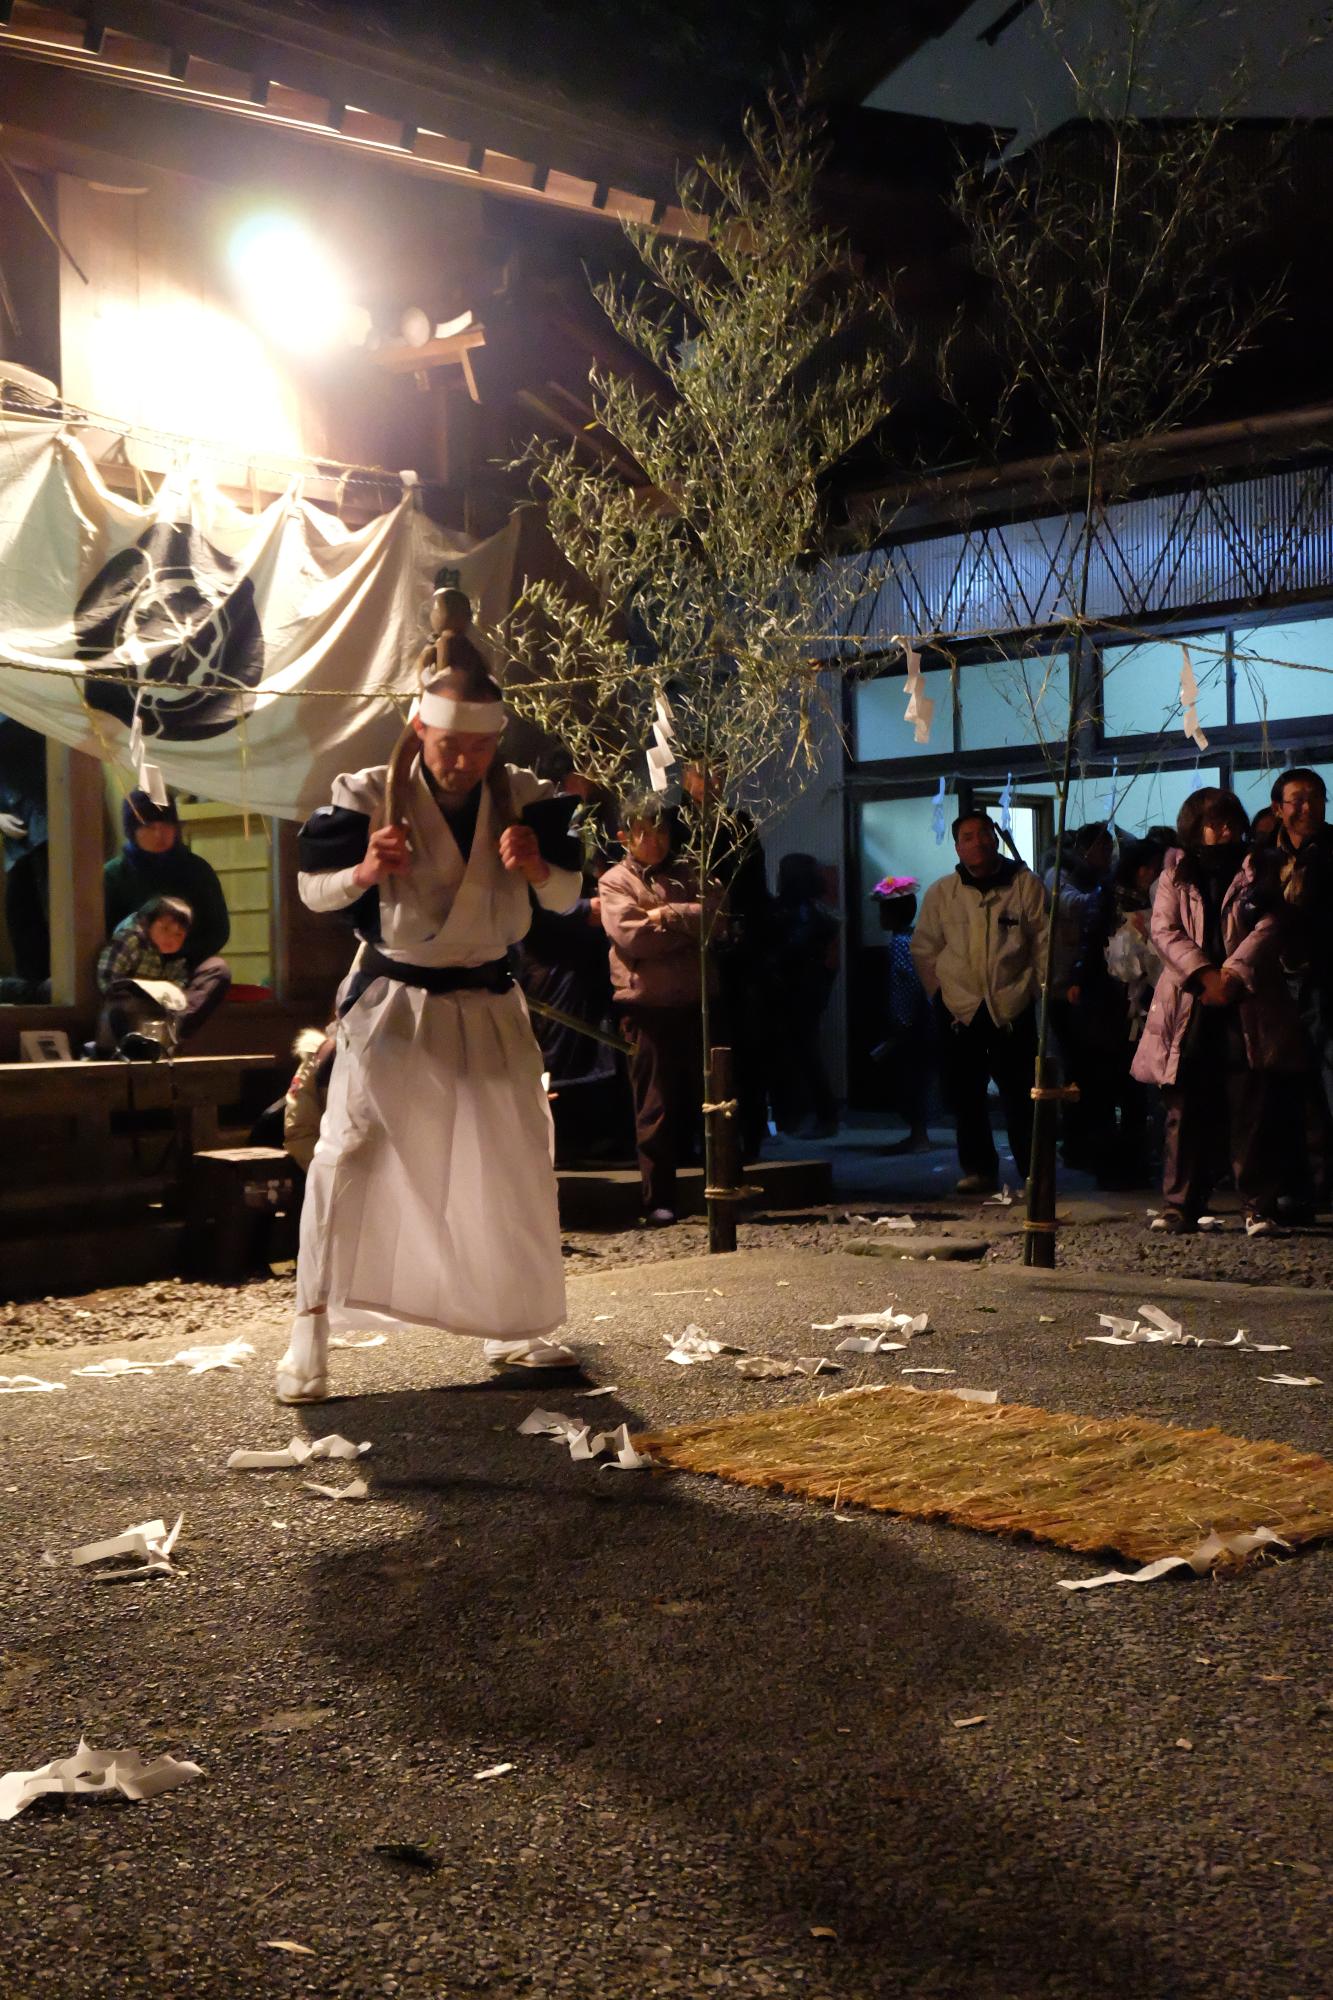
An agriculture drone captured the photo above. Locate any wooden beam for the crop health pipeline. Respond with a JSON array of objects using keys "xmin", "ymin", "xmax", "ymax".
[
  {"xmin": 370, "ymin": 324, "xmax": 486, "ymax": 378},
  {"xmin": 0, "ymin": 0, "xmax": 696, "ymax": 228},
  {"xmin": 515, "ymin": 384, "xmax": 644, "ymax": 483},
  {"xmin": 45, "ymin": 738, "xmax": 104, "ymax": 1014}
]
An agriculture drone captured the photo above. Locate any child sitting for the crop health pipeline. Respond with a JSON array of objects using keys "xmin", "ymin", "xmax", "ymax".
[
  {"xmin": 95, "ymin": 894, "xmax": 193, "ymax": 1059},
  {"xmin": 598, "ymin": 795, "xmax": 723, "ymax": 1225}
]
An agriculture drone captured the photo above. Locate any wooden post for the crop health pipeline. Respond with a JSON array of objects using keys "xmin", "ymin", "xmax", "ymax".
[
  {"xmin": 45, "ymin": 740, "xmax": 104, "ymax": 1015},
  {"xmin": 706, "ymin": 1043, "xmax": 739, "ymax": 1254}
]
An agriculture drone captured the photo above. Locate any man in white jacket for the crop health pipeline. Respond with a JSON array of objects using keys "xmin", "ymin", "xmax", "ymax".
[{"xmin": 910, "ymin": 811, "xmax": 1048, "ymax": 1195}]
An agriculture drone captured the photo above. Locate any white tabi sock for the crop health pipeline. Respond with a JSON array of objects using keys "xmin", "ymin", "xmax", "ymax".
[{"xmin": 276, "ymin": 1311, "xmax": 330, "ymax": 1403}]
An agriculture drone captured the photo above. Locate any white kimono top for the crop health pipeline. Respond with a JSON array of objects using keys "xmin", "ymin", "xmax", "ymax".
[{"xmin": 298, "ymin": 758, "xmax": 581, "ymax": 967}]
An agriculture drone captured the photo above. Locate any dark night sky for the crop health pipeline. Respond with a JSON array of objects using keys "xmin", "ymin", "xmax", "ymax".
[{"xmin": 276, "ymin": 0, "xmax": 844, "ymax": 132}]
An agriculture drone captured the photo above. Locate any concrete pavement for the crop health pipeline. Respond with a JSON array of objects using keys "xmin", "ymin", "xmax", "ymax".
[{"xmin": 0, "ymin": 1248, "xmax": 1328, "ymax": 1998}]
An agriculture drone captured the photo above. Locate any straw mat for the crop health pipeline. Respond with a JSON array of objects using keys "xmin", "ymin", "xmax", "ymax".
[{"xmin": 639, "ymin": 1386, "xmax": 1333, "ymax": 1564}]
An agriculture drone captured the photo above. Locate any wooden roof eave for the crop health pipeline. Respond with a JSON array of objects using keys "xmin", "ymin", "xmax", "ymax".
[
  {"xmin": 0, "ymin": 0, "xmax": 709, "ymax": 237},
  {"xmin": 843, "ymin": 403, "xmax": 1333, "ymax": 544}
]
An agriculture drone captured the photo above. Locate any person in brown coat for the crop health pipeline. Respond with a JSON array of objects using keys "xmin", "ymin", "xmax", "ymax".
[{"xmin": 598, "ymin": 794, "xmax": 723, "ymax": 1225}]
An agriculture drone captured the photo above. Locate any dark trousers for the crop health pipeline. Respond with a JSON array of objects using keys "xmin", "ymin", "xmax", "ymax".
[
  {"xmin": 1160, "ymin": 1065, "xmax": 1281, "ymax": 1220},
  {"xmin": 97, "ymin": 957, "xmax": 232, "ymax": 1052},
  {"xmin": 938, "ymin": 999, "xmax": 1036, "ymax": 1181},
  {"xmin": 1286, "ymin": 974, "xmax": 1333, "ymax": 1203},
  {"xmin": 620, "ymin": 1005, "xmax": 702, "ymax": 1214},
  {"xmin": 771, "ymin": 985, "xmax": 838, "ymax": 1134}
]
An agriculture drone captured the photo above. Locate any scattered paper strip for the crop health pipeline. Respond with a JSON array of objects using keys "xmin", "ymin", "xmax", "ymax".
[
  {"xmin": 473, "ymin": 1763, "xmax": 513, "ymax": 1781},
  {"xmin": 0, "ymin": 1375, "xmax": 65, "ymax": 1394},
  {"xmin": 73, "ymin": 1357, "xmax": 158, "ymax": 1378},
  {"xmin": 0, "ymin": 1738, "xmax": 203, "ymax": 1820},
  {"xmin": 228, "ymin": 1435, "xmax": 369, "ymax": 1471},
  {"xmin": 735, "ymin": 1354, "xmax": 841, "ymax": 1380},
  {"xmin": 901, "ymin": 1367, "xmax": 956, "ymax": 1376},
  {"xmin": 1257, "ymin": 1374, "xmax": 1322, "ymax": 1388},
  {"xmin": 1058, "ymin": 1526, "xmax": 1289, "ymax": 1591},
  {"xmin": 329, "ymin": 1334, "xmax": 388, "ymax": 1350},
  {"xmin": 663, "ymin": 1324, "xmax": 742, "ymax": 1366},
  {"xmin": 70, "ymin": 1514, "xmax": 183, "ymax": 1582},
  {"xmin": 263, "ymin": 1941, "xmax": 316, "ymax": 1957},
  {"xmin": 815, "ymin": 1308, "xmax": 930, "ymax": 1338},
  {"xmin": 170, "ymin": 1340, "xmax": 254, "ymax": 1374},
  {"xmin": 303, "ymin": 1475, "xmax": 370, "ymax": 1502},
  {"xmin": 1087, "ymin": 1308, "xmax": 1291, "ymax": 1353},
  {"xmin": 517, "ymin": 1409, "xmax": 649, "ymax": 1468},
  {"xmin": 72, "ymin": 1340, "xmax": 256, "ymax": 1380},
  {"xmin": 1139, "ymin": 1303, "xmax": 1182, "ymax": 1339},
  {"xmin": 873, "ymin": 1215, "xmax": 917, "ymax": 1232}
]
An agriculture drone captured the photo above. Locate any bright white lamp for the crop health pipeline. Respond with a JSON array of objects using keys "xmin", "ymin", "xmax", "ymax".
[{"xmin": 228, "ymin": 214, "xmax": 352, "ymax": 354}]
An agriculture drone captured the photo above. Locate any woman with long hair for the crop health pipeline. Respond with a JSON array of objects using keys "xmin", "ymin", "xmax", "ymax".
[{"xmin": 1131, "ymin": 788, "xmax": 1303, "ymax": 1235}]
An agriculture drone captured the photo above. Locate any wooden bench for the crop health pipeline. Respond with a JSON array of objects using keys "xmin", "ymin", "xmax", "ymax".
[
  {"xmin": 186, "ymin": 1146, "xmax": 300, "ymax": 1281},
  {"xmin": 1, "ymin": 1055, "xmax": 284, "ymax": 1296},
  {"xmin": 0, "ymin": 1053, "xmax": 279, "ymax": 1179}
]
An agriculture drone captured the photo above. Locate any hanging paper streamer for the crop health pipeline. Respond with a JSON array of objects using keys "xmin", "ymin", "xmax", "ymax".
[
  {"xmin": 646, "ymin": 690, "xmax": 677, "ymax": 794},
  {"xmin": 127, "ymin": 692, "xmax": 168, "ymax": 808},
  {"xmin": 932, "ymin": 775, "xmax": 947, "ymax": 845},
  {"xmin": 998, "ymin": 772, "xmax": 1013, "ymax": 835},
  {"xmin": 1180, "ymin": 646, "xmax": 1209, "ymax": 753},
  {"xmin": 900, "ymin": 642, "xmax": 934, "ymax": 746}
]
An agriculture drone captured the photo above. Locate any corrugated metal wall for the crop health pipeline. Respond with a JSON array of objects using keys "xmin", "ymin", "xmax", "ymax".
[{"xmin": 826, "ymin": 465, "xmax": 1333, "ymax": 650}]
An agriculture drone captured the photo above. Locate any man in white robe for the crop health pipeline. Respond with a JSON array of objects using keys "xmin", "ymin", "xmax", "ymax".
[{"xmin": 276, "ymin": 659, "xmax": 583, "ymax": 1403}]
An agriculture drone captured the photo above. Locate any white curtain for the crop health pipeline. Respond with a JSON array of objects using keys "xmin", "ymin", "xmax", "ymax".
[{"xmin": 0, "ymin": 415, "xmax": 520, "ymax": 818}]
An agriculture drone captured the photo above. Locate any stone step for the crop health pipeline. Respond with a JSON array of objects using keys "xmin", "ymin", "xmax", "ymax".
[{"xmin": 556, "ymin": 1157, "xmax": 833, "ymax": 1229}]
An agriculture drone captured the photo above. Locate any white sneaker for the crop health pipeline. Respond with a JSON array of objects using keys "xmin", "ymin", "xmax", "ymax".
[
  {"xmin": 483, "ymin": 1337, "xmax": 577, "ymax": 1369},
  {"xmin": 276, "ymin": 1311, "xmax": 330, "ymax": 1403}
]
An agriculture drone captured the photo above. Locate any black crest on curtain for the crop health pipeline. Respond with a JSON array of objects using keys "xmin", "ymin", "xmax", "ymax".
[{"xmin": 76, "ymin": 521, "xmax": 264, "ymax": 742}]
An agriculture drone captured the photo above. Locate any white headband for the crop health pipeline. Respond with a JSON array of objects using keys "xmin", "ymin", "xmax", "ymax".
[{"xmin": 416, "ymin": 689, "xmax": 507, "ymax": 733}]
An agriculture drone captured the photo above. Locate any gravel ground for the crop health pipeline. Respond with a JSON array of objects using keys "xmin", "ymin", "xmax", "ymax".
[
  {"xmin": 7, "ymin": 1186, "xmax": 1333, "ymax": 1362},
  {"xmin": 0, "ymin": 1248, "xmax": 1329, "ymax": 1999}
]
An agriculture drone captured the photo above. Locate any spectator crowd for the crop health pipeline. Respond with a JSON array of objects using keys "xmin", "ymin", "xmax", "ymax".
[
  {"xmin": 903, "ymin": 769, "xmax": 1333, "ymax": 1236},
  {"xmin": 8, "ymin": 720, "xmax": 1333, "ymax": 1247}
]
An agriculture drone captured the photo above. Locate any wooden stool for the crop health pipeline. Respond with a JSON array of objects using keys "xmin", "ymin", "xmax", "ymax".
[{"xmin": 187, "ymin": 1146, "xmax": 298, "ymax": 1281}]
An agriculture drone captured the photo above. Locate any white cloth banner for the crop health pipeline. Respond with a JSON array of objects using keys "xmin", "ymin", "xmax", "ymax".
[{"xmin": 0, "ymin": 416, "xmax": 519, "ymax": 819}]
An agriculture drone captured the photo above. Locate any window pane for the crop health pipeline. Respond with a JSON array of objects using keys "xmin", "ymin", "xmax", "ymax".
[
  {"xmin": 858, "ymin": 793, "xmax": 952, "ymax": 947},
  {"xmin": 958, "ymin": 654, "xmax": 1070, "ymax": 753},
  {"xmin": 1101, "ymin": 636, "xmax": 1226, "ymax": 739},
  {"xmin": 1233, "ymin": 620, "xmax": 1333, "ymax": 726},
  {"xmin": 1234, "ymin": 761, "xmax": 1333, "ymax": 824},
  {"xmin": 854, "ymin": 669, "xmax": 950, "ymax": 762},
  {"xmin": 1020, "ymin": 767, "xmax": 1220, "ymax": 842}
]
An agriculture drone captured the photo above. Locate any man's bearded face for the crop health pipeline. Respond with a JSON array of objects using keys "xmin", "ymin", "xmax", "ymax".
[{"xmin": 413, "ymin": 719, "xmax": 498, "ymax": 796}]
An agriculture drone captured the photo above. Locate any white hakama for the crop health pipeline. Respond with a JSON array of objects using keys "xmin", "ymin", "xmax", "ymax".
[
  {"xmin": 289, "ymin": 757, "xmax": 579, "ymax": 1357},
  {"xmin": 296, "ymin": 977, "xmax": 565, "ymax": 1338}
]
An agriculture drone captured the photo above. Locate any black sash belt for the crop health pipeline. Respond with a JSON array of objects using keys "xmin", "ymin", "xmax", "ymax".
[{"xmin": 341, "ymin": 947, "xmax": 513, "ymax": 1014}]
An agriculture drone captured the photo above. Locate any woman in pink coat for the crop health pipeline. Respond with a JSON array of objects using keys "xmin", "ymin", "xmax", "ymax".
[{"xmin": 1131, "ymin": 787, "xmax": 1304, "ymax": 1236}]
